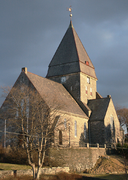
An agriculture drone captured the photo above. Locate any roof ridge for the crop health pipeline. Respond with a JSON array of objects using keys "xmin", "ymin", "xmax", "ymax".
[
  {"xmin": 88, "ymin": 97, "xmax": 110, "ymax": 102},
  {"xmin": 27, "ymin": 71, "xmax": 43, "ymax": 77},
  {"xmin": 27, "ymin": 71, "xmax": 65, "ymax": 87},
  {"xmin": 26, "ymin": 72, "xmax": 87, "ymax": 117},
  {"xmin": 72, "ymin": 24, "xmax": 95, "ymax": 68}
]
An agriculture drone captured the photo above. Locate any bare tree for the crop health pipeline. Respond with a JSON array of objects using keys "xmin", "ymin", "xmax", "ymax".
[
  {"xmin": 116, "ymin": 106, "xmax": 128, "ymax": 131},
  {"xmin": 0, "ymin": 85, "xmax": 66, "ymax": 179}
]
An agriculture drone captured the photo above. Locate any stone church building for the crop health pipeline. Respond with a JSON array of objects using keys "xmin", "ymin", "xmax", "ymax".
[{"xmin": 0, "ymin": 21, "xmax": 124, "ymax": 146}]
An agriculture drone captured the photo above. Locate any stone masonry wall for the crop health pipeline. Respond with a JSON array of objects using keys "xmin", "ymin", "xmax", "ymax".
[
  {"xmin": 49, "ymin": 146, "xmax": 106, "ymax": 172},
  {"xmin": 80, "ymin": 73, "xmax": 97, "ymax": 104},
  {"xmin": 54, "ymin": 113, "xmax": 88, "ymax": 147},
  {"xmin": 0, "ymin": 167, "xmax": 69, "ymax": 179},
  {"xmin": 104, "ymin": 98, "xmax": 123, "ymax": 144},
  {"xmin": 48, "ymin": 73, "xmax": 80, "ymax": 101}
]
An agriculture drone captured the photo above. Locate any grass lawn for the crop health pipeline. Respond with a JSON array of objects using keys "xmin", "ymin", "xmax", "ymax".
[
  {"xmin": 0, "ymin": 163, "xmax": 31, "ymax": 170},
  {"xmin": 0, "ymin": 163, "xmax": 127, "ymax": 180}
]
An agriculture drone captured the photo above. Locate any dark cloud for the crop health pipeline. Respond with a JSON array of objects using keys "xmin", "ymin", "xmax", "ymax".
[{"xmin": 0, "ymin": 0, "xmax": 128, "ymax": 108}]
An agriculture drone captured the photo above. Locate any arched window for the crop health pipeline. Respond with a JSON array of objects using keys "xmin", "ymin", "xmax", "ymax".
[
  {"xmin": 64, "ymin": 119, "xmax": 67, "ymax": 129},
  {"xmin": 110, "ymin": 116, "xmax": 114, "ymax": 130},
  {"xmin": 59, "ymin": 130, "xmax": 62, "ymax": 145},
  {"xmin": 84, "ymin": 123, "xmax": 86, "ymax": 139},
  {"xmin": 74, "ymin": 121, "xmax": 77, "ymax": 137}
]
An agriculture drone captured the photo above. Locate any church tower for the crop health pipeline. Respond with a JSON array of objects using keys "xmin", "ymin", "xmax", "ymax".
[{"xmin": 46, "ymin": 21, "xmax": 97, "ymax": 104}]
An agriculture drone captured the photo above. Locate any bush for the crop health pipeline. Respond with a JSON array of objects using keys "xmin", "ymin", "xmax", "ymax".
[
  {"xmin": 116, "ymin": 143, "xmax": 122, "ymax": 148},
  {"xmin": 0, "ymin": 146, "xmax": 28, "ymax": 165},
  {"xmin": 116, "ymin": 143, "xmax": 128, "ymax": 159},
  {"xmin": 123, "ymin": 143, "xmax": 128, "ymax": 149}
]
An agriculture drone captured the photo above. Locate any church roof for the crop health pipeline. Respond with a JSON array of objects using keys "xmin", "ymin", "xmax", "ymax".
[
  {"xmin": 87, "ymin": 97, "xmax": 110, "ymax": 121},
  {"xmin": 26, "ymin": 71, "xmax": 87, "ymax": 118},
  {"xmin": 46, "ymin": 21, "xmax": 97, "ymax": 79}
]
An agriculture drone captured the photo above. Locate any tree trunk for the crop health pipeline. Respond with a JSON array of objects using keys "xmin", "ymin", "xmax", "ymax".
[
  {"xmin": 31, "ymin": 166, "xmax": 41, "ymax": 180},
  {"xmin": 32, "ymin": 164, "xmax": 36, "ymax": 179},
  {"xmin": 36, "ymin": 167, "xmax": 41, "ymax": 180}
]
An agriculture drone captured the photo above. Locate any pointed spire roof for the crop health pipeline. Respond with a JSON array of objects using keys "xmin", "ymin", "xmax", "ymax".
[{"xmin": 46, "ymin": 21, "xmax": 97, "ymax": 79}]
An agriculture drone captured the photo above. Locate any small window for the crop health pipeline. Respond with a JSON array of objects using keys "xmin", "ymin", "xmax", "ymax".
[
  {"xmin": 59, "ymin": 130, "xmax": 62, "ymax": 145},
  {"xmin": 85, "ymin": 61, "xmax": 89, "ymax": 66},
  {"xmin": 87, "ymin": 77, "xmax": 90, "ymax": 84},
  {"xmin": 21, "ymin": 99, "xmax": 24, "ymax": 113},
  {"xmin": 61, "ymin": 77, "xmax": 66, "ymax": 83},
  {"xmin": 90, "ymin": 88, "xmax": 92, "ymax": 96},
  {"xmin": 85, "ymin": 86, "xmax": 88, "ymax": 94},
  {"xmin": 110, "ymin": 116, "xmax": 114, "ymax": 130},
  {"xmin": 21, "ymin": 86, "xmax": 24, "ymax": 91},
  {"xmin": 64, "ymin": 119, "xmax": 67, "ymax": 129},
  {"xmin": 16, "ymin": 107, "xmax": 18, "ymax": 117},
  {"xmin": 84, "ymin": 123, "xmax": 86, "ymax": 139},
  {"xmin": 74, "ymin": 121, "xmax": 77, "ymax": 137},
  {"xmin": 22, "ymin": 76, "xmax": 24, "ymax": 82}
]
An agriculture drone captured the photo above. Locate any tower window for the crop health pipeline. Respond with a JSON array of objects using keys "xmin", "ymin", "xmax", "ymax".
[
  {"xmin": 90, "ymin": 88, "xmax": 92, "ymax": 96},
  {"xmin": 85, "ymin": 61, "xmax": 89, "ymax": 66},
  {"xmin": 61, "ymin": 77, "xmax": 66, "ymax": 83},
  {"xmin": 85, "ymin": 86, "xmax": 88, "ymax": 94},
  {"xmin": 87, "ymin": 77, "xmax": 90, "ymax": 84}
]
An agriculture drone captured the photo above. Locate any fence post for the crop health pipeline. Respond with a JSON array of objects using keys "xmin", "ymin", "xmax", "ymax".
[
  {"xmin": 4, "ymin": 119, "xmax": 6, "ymax": 148},
  {"xmin": 13, "ymin": 170, "xmax": 17, "ymax": 178},
  {"xmin": 87, "ymin": 143, "xmax": 89, "ymax": 148}
]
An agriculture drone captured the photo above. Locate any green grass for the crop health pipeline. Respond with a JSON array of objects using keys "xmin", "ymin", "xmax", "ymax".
[
  {"xmin": 0, "ymin": 164, "xmax": 127, "ymax": 180},
  {"xmin": 0, "ymin": 163, "xmax": 31, "ymax": 170},
  {"xmin": 81, "ymin": 173, "xmax": 128, "ymax": 180},
  {"xmin": 96, "ymin": 174, "xmax": 128, "ymax": 180}
]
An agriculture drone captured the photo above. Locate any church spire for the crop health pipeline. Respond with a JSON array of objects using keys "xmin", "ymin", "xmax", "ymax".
[
  {"xmin": 46, "ymin": 20, "xmax": 97, "ymax": 104},
  {"xmin": 46, "ymin": 21, "xmax": 97, "ymax": 80}
]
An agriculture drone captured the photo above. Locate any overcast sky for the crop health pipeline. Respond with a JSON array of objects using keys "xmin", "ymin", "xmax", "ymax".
[{"xmin": 0, "ymin": 0, "xmax": 128, "ymax": 108}]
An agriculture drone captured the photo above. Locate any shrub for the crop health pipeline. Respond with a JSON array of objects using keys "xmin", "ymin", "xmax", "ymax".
[
  {"xmin": 0, "ymin": 146, "xmax": 28, "ymax": 165},
  {"xmin": 116, "ymin": 143, "xmax": 128, "ymax": 159},
  {"xmin": 123, "ymin": 143, "xmax": 128, "ymax": 149}
]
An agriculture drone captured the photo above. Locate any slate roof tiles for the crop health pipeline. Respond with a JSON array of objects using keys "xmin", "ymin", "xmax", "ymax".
[
  {"xmin": 87, "ymin": 98, "xmax": 110, "ymax": 121},
  {"xmin": 46, "ymin": 21, "xmax": 97, "ymax": 79},
  {"xmin": 26, "ymin": 71, "xmax": 87, "ymax": 118}
]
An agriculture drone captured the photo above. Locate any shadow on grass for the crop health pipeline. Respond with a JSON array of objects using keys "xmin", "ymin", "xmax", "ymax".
[
  {"xmin": 91, "ymin": 173, "xmax": 128, "ymax": 180},
  {"xmin": 0, "ymin": 173, "xmax": 128, "ymax": 180}
]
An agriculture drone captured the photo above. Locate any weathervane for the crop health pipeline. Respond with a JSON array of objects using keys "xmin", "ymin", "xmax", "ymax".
[{"xmin": 68, "ymin": 6, "xmax": 72, "ymax": 20}]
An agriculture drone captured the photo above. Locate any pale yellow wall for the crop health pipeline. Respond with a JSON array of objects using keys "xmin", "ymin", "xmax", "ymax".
[
  {"xmin": 54, "ymin": 112, "xmax": 88, "ymax": 146},
  {"xmin": 80, "ymin": 73, "xmax": 97, "ymax": 104}
]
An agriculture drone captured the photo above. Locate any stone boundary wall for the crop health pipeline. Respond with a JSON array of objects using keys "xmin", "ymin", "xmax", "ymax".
[
  {"xmin": 0, "ymin": 167, "xmax": 69, "ymax": 179},
  {"xmin": 49, "ymin": 147, "xmax": 106, "ymax": 172}
]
